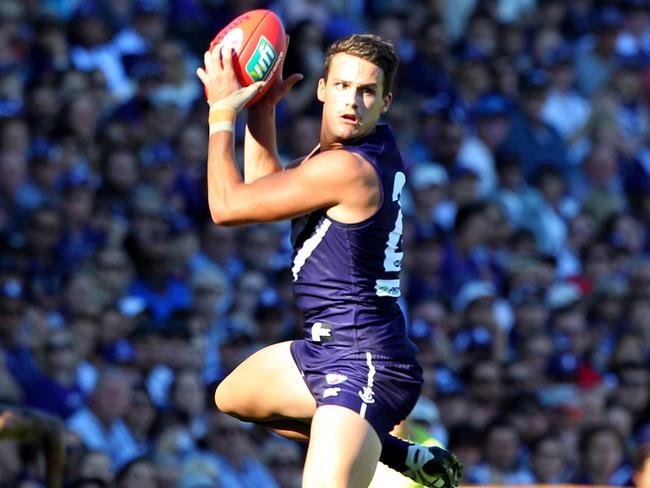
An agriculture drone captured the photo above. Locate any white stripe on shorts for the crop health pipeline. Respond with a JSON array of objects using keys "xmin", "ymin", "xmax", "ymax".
[{"xmin": 359, "ymin": 352, "xmax": 376, "ymax": 418}]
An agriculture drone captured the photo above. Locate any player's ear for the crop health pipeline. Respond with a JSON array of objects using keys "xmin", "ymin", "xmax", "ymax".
[
  {"xmin": 317, "ymin": 78, "xmax": 326, "ymax": 102},
  {"xmin": 381, "ymin": 92, "xmax": 393, "ymax": 114}
]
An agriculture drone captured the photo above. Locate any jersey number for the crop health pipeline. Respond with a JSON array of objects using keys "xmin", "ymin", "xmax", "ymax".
[{"xmin": 376, "ymin": 171, "xmax": 405, "ymax": 297}]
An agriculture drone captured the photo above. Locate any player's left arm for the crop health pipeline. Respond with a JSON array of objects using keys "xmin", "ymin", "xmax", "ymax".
[{"xmin": 244, "ymin": 37, "xmax": 303, "ymax": 183}]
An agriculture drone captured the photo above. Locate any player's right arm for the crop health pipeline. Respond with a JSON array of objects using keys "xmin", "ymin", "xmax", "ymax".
[{"xmin": 207, "ymin": 142, "xmax": 379, "ymax": 225}]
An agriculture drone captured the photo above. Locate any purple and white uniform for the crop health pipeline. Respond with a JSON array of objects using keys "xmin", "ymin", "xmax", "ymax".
[{"xmin": 289, "ymin": 124, "xmax": 422, "ymax": 440}]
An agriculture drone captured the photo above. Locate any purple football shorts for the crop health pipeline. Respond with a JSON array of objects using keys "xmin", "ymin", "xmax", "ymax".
[{"xmin": 290, "ymin": 339, "xmax": 423, "ymax": 442}]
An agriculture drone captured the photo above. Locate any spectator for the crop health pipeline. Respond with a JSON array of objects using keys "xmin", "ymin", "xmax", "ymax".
[
  {"xmin": 506, "ymin": 394, "xmax": 550, "ymax": 448},
  {"xmin": 407, "ymin": 162, "xmax": 448, "ymax": 239},
  {"xmin": 530, "ymin": 434, "xmax": 572, "ymax": 483},
  {"xmin": 165, "ymin": 368, "xmax": 209, "ymax": 443},
  {"xmin": 575, "ymin": 5, "xmax": 622, "ymax": 97},
  {"xmin": 93, "ymin": 247, "xmax": 134, "ymax": 307},
  {"xmin": 500, "ymin": 68, "xmax": 569, "ymax": 180},
  {"xmin": 22, "ymin": 327, "xmax": 85, "ymax": 419},
  {"xmin": 150, "ymin": 40, "xmax": 200, "ymax": 112},
  {"xmin": 458, "ymin": 93, "xmax": 510, "ymax": 196},
  {"xmin": 0, "ymin": 278, "xmax": 40, "ymax": 387},
  {"xmin": 439, "ymin": 203, "xmax": 494, "ymax": 297},
  {"xmin": 543, "ymin": 45, "xmax": 591, "ymax": 160},
  {"xmin": 447, "ymin": 423, "xmax": 482, "ymax": 476},
  {"xmin": 123, "ymin": 383, "xmax": 156, "ymax": 458},
  {"xmin": 67, "ymin": 368, "xmax": 139, "ymax": 470},
  {"xmin": 18, "ymin": 139, "xmax": 64, "ymax": 213},
  {"xmin": 610, "ymin": 362, "xmax": 650, "ymax": 429},
  {"xmin": 21, "ymin": 206, "xmax": 65, "ymax": 310},
  {"xmin": 573, "ymin": 424, "xmax": 632, "ymax": 485},
  {"xmin": 123, "ymin": 188, "xmax": 191, "ymax": 326},
  {"xmin": 115, "ymin": 456, "xmax": 157, "ymax": 488},
  {"xmin": 187, "ymin": 411, "xmax": 280, "ymax": 488},
  {"xmin": 466, "ymin": 419, "xmax": 535, "ymax": 484},
  {"xmin": 462, "ymin": 359, "xmax": 505, "ymax": 430},
  {"xmin": 0, "ymin": 149, "xmax": 30, "ymax": 224},
  {"xmin": 95, "ymin": 147, "xmax": 140, "ymax": 223},
  {"xmin": 453, "ymin": 281, "xmax": 507, "ymax": 364},
  {"xmin": 69, "ymin": 449, "xmax": 114, "ymax": 488},
  {"xmin": 262, "ymin": 438, "xmax": 303, "ymax": 488},
  {"xmin": 580, "ymin": 143, "xmax": 626, "ymax": 229},
  {"xmin": 524, "ymin": 165, "xmax": 574, "ymax": 255}
]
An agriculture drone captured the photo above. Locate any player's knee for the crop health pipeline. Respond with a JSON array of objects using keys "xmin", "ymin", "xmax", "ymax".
[
  {"xmin": 214, "ymin": 380, "xmax": 247, "ymax": 419},
  {"xmin": 213, "ymin": 381, "xmax": 233, "ymax": 414}
]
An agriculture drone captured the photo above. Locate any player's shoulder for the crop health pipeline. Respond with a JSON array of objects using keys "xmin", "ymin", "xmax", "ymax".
[
  {"xmin": 283, "ymin": 146, "xmax": 359, "ymax": 172},
  {"xmin": 305, "ymin": 147, "xmax": 376, "ymax": 182}
]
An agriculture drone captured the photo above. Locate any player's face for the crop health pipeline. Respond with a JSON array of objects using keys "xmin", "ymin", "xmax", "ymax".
[{"xmin": 317, "ymin": 53, "xmax": 392, "ymax": 146}]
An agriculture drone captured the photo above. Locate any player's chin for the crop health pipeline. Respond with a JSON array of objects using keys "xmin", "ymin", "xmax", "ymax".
[{"xmin": 335, "ymin": 122, "xmax": 365, "ymax": 140}]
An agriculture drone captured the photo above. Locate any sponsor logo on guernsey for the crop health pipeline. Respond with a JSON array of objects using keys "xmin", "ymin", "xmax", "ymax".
[
  {"xmin": 325, "ymin": 373, "xmax": 348, "ymax": 385},
  {"xmin": 323, "ymin": 387, "xmax": 341, "ymax": 399},
  {"xmin": 246, "ymin": 35, "xmax": 277, "ymax": 81},
  {"xmin": 311, "ymin": 322, "xmax": 332, "ymax": 343},
  {"xmin": 375, "ymin": 279, "xmax": 401, "ymax": 297}
]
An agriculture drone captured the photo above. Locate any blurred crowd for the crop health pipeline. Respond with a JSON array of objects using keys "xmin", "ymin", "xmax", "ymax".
[{"xmin": 0, "ymin": 0, "xmax": 650, "ymax": 487}]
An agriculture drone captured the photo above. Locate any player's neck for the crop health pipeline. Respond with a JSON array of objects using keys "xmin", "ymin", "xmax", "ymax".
[{"xmin": 320, "ymin": 127, "xmax": 377, "ymax": 151}]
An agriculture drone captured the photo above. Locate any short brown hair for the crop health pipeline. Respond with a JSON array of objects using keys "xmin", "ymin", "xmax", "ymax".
[{"xmin": 323, "ymin": 34, "xmax": 399, "ymax": 96}]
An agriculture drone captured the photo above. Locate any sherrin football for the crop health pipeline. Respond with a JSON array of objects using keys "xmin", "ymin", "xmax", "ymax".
[{"xmin": 207, "ymin": 9, "xmax": 287, "ymax": 107}]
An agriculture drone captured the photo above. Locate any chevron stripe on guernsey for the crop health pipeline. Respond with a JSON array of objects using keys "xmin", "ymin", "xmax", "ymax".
[{"xmin": 292, "ymin": 217, "xmax": 332, "ymax": 281}]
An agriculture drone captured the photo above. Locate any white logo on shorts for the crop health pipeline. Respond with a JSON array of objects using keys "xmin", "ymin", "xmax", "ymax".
[
  {"xmin": 325, "ymin": 373, "xmax": 348, "ymax": 385},
  {"xmin": 323, "ymin": 387, "xmax": 341, "ymax": 398},
  {"xmin": 311, "ymin": 322, "xmax": 332, "ymax": 342},
  {"xmin": 358, "ymin": 386, "xmax": 375, "ymax": 404}
]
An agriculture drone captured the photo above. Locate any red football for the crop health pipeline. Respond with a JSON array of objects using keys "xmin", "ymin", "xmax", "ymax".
[{"xmin": 207, "ymin": 9, "xmax": 287, "ymax": 107}]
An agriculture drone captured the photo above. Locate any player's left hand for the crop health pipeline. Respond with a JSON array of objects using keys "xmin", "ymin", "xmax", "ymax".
[
  {"xmin": 196, "ymin": 47, "xmax": 265, "ymax": 112},
  {"xmin": 256, "ymin": 71, "xmax": 303, "ymax": 108},
  {"xmin": 254, "ymin": 36, "xmax": 303, "ymax": 108}
]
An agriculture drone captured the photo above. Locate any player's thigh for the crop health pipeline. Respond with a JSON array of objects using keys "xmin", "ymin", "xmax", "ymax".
[
  {"xmin": 302, "ymin": 405, "xmax": 382, "ymax": 488},
  {"xmin": 215, "ymin": 341, "xmax": 316, "ymax": 421}
]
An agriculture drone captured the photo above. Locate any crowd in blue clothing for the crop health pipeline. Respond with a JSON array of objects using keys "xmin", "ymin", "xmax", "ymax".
[{"xmin": 0, "ymin": 0, "xmax": 650, "ymax": 486}]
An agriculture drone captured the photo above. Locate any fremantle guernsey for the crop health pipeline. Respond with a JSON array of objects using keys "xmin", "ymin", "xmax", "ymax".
[{"xmin": 290, "ymin": 124, "xmax": 417, "ymax": 357}]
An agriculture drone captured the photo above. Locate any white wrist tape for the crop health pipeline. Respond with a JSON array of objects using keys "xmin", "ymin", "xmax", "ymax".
[
  {"xmin": 208, "ymin": 105, "xmax": 236, "ymax": 135},
  {"xmin": 207, "ymin": 83, "xmax": 264, "ymax": 135}
]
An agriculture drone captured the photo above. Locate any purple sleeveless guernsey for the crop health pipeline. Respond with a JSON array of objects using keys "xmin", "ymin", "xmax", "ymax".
[{"xmin": 290, "ymin": 124, "xmax": 417, "ymax": 357}]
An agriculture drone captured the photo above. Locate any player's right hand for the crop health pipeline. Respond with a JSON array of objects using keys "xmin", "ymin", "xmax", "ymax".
[{"xmin": 197, "ymin": 47, "xmax": 265, "ymax": 112}]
